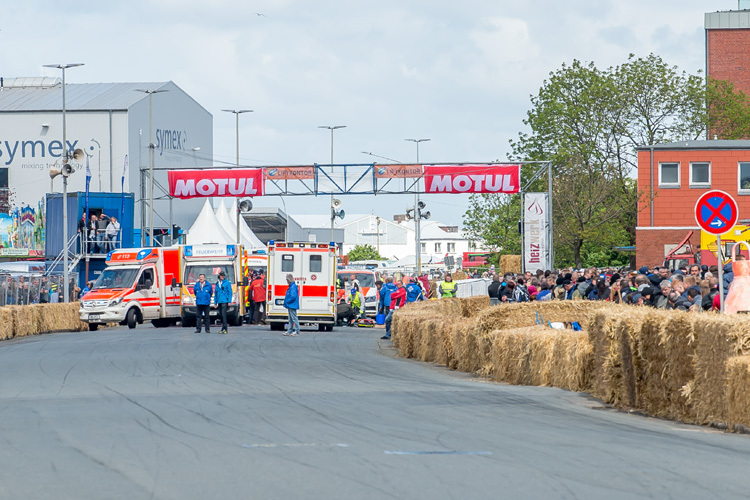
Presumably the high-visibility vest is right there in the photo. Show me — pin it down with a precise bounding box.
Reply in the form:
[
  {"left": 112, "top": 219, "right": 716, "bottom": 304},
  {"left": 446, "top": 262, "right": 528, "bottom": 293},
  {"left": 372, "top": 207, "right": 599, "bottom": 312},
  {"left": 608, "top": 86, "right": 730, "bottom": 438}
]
[{"left": 439, "top": 280, "right": 457, "bottom": 298}]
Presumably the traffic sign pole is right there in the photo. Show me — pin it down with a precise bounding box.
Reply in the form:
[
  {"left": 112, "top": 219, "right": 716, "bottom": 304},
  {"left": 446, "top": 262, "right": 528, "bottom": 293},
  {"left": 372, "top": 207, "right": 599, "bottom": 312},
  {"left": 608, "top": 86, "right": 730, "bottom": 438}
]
[{"left": 718, "top": 234, "right": 725, "bottom": 312}]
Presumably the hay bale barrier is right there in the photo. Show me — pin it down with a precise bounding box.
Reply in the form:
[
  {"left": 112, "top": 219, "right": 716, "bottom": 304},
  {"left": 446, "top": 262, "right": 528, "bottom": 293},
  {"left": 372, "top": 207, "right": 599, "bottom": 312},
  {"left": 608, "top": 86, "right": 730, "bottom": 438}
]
[
  {"left": 390, "top": 297, "right": 750, "bottom": 433},
  {"left": 0, "top": 303, "right": 87, "bottom": 342}
]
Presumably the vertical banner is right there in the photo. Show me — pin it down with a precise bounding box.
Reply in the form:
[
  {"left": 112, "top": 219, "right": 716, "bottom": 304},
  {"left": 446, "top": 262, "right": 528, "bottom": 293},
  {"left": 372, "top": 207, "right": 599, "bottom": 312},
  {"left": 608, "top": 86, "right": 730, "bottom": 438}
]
[
  {"left": 121, "top": 155, "right": 128, "bottom": 221},
  {"left": 524, "top": 193, "right": 549, "bottom": 273},
  {"left": 85, "top": 155, "right": 92, "bottom": 231}
]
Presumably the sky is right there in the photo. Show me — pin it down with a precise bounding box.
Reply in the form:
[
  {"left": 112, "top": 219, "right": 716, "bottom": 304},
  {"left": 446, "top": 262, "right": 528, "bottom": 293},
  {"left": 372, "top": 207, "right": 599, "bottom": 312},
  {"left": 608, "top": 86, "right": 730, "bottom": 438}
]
[{"left": 1, "top": 0, "right": 733, "bottom": 227}]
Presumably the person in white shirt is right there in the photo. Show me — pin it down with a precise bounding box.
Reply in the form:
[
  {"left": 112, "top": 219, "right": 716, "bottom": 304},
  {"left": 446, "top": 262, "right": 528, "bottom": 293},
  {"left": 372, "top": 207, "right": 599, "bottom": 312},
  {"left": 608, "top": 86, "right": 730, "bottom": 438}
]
[{"left": 106, "top": 216, "right": 121, "bottom": 252}]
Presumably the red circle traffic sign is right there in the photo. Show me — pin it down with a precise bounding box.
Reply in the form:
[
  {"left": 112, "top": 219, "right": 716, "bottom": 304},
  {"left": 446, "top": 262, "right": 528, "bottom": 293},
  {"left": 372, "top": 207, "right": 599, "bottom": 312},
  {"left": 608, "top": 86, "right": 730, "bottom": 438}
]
[{"left": 694, "top": 190, "right": 739, "bottom": 235}]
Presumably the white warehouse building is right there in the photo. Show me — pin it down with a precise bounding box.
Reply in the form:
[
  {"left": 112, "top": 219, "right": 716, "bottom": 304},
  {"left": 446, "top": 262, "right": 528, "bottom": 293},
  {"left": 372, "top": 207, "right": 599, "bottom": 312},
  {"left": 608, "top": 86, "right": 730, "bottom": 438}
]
[{"left": 0, "top": 77, "right": 213, "bottom": 237}]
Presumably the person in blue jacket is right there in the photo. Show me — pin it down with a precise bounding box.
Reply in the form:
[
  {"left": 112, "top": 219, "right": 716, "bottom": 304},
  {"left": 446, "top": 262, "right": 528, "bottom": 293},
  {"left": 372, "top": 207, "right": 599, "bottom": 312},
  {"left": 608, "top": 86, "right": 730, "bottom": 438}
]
[
  {"left": 214, "top": 271, "right": 233, "bottom": 334},
  {"left": 193, "top": 273, "right": 213, "bottom": 333},
  {"left": 283, "top": 273, "right": 300, "bottom": 336},
  {"left": 405, "top": 276, "right": 424, "bottom": 303},
  {"left": 378, "top": 276, "right": 397, "bottom": 313}
]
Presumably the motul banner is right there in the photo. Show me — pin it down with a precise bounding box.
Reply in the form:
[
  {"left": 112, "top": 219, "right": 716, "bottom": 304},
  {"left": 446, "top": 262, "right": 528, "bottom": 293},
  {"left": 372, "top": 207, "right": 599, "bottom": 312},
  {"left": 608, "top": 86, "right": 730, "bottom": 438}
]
[
  {"left": 423, "top": 164, "right": 520, "bottom": 194},
  {"left": 168, "top": 169, "right": 265, "bottom": 199}
]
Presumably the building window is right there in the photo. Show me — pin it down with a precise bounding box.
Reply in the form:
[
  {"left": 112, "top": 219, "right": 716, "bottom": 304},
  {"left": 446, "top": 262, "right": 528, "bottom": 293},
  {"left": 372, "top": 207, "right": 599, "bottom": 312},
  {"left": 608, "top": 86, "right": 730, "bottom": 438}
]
[
  {"left": 420, "top": 242, "right": 426, "bottom": 252},
  {"left": 739, "top": 162, "right": 750, "bottom": 194},
  {"left": 434, "top": 243, "right": 441, "bottom": 253},
  {"left": 659, "top": 162, "right": 680, "bottom": 188},
  {"left": 447, "top": 242, "right": 455, "bottom": 253},
  {"left": 468, "top": 240, "right": 477, "bottom": 250},
  {"left": 689, "top": 162, "right": 710, "bottom": 187}
]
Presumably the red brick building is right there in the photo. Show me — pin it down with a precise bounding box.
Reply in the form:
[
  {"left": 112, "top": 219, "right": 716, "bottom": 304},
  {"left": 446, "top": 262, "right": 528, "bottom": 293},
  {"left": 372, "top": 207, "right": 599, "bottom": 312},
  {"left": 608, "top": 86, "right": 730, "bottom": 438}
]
[
  {"left": 636, "top": 140, "right": 750, "bottom": 266},
  {"left": 706, "top": 9, "right": 750, "bottom": 96}
]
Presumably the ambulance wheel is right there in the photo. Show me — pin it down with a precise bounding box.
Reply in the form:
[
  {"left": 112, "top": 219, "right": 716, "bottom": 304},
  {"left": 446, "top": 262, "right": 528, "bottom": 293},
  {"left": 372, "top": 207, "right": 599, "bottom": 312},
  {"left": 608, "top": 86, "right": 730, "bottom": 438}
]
[
  {"left": 152, "top": 318, "right": 169, "bottom": 328},
  {"left": 232, "top": 314, "right": 242, "bottom": 327},
  {"left": 270, "top": 322, "right": 284, "bottom": 331},
  {"left": 88, "top": 323, "right": 99, "bottom": 331},
  {"left": 126, "top": 309, "right": 138, "bottom": 329},
  {"left": 325, "top": 325, "right": 334, "bottom": 332},
  {"left": 181, "top": 314, "right": 195, "bottom": 328}
]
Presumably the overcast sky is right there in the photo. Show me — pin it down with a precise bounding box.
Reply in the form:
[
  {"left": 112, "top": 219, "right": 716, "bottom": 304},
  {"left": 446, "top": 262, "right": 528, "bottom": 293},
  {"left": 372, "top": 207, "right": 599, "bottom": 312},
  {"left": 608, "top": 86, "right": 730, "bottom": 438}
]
[{"left": 2, "top": 0, "right": 732, "bottom": 227}]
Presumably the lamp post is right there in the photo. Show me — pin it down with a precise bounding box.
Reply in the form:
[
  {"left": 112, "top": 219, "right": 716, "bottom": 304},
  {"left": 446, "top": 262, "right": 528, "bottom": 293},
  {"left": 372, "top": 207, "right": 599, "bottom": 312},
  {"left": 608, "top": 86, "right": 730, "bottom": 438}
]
[
  {"left": 90, "top": 138, "right": 101, "bottom": 191},
  {"left": 319, "top": 125, "right": 346, "bottom": 242},
  {"left": 405, "top": 138, "right": 430, "bottom": 274},
  {"left": 43, "top": 63, "right": 84, "bottom": 303},
  {"left": 222, "top": 109, "right": 253, "bottom": 246},
  {"left": 135, "top": 88, "right": 169, "bottom": 247}
]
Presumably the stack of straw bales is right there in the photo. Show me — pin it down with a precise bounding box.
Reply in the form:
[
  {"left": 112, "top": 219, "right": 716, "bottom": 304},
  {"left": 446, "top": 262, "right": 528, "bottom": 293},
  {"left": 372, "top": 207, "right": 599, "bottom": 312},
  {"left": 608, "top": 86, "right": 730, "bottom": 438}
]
[
  {"left": 391, "top": 296, "right": 750, "bottom": 432},
  {"left": 0, "top": 303, "right": 88, "bottom": 342},
  {"left": 499, "top": 255, "right": 521, "bottom": 274}
]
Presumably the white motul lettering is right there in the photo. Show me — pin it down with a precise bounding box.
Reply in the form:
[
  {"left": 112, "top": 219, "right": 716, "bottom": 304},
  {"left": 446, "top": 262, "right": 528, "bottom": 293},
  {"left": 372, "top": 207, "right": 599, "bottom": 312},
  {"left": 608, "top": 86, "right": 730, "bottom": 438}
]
[
  {"left": 228, "top": 178, "right": 246, "bottom": 195},
  {"left": 244, "top": 178, "right": 257, "bottom": 195},
  {"left": 453, "top": 175, "right": 472, "bottom": 192},
  {"left": 486, "top": 175, "right": 503, "bottom": 192},
  {"left": 502, "top": 174, "right": 516, "bottom": 192},
  {"left": 174, "top": 179, "right": 196, "bottom": 197},
  {"left": 215, "top": 178, "right": 229, "bottom": 195},
  {"left": 430, "top": 175, "right": 452, "bottom": 192},
  {"left": 196, "top": 179, "right": 215, "bottom": 195},
  {"left": 469, "top": 175, "right": 485, "bottom": 191}
]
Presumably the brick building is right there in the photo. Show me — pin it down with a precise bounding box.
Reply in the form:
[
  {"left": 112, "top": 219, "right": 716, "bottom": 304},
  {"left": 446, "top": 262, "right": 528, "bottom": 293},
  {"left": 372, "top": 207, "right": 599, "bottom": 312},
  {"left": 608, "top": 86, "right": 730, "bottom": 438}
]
[
  {"left": 636, "top": 140, "right": 750, "bottom": 267},
  {"left": 706, "top": 8, "right": 750, "bottom": 96}
]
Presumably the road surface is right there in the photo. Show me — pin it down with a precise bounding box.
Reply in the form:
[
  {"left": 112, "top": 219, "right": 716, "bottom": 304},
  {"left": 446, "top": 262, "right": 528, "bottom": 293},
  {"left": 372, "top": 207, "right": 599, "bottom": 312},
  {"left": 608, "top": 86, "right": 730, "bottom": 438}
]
[{"left": 1, "top": 323, "right": 749, "bottom": 499}]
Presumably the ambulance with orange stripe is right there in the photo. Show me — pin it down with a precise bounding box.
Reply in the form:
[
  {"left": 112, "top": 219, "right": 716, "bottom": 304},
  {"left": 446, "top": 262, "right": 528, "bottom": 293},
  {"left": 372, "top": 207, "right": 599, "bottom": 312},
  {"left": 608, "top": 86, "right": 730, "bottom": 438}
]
[
  {"left": 79, "top": 247, "right": 181, "bottom": 330},
  {"left": 266, "top": 241, "right": 337, "bottom": 331}
]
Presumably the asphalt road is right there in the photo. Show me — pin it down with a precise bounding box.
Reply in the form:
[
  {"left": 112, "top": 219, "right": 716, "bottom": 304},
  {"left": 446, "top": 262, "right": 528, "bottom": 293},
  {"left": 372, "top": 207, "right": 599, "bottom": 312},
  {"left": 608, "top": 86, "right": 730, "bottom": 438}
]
[{"left": 1, "top": 322, "right": 750, "bottom": 500}]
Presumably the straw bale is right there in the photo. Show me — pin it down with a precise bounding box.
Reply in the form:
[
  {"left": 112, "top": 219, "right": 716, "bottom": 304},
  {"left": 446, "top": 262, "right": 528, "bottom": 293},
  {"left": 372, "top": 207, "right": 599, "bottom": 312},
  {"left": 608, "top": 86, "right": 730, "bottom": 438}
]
[
  {"left": 691, "top": 314, "right": 750, "bottom": 424},
  {"left": 0, "top": 308, "right": 13, "bottom": 340},
  {"left": 10, "top": 306, "right": 40, "bottom": 338},
  {"left": 452, "top": 271, "right": 469, "bottom": 281},
  {"left": 474, "top": 301, "right": 609, "bottom": 336},
  {"left": 499, "top": 255, "right": 521, "bottom": 275},
  {"left": 726, "top": 355, "right": 750, "bottom": 430},
  {"left": 549, "top": 331, "right": 594, "bottom": 392},
  {"left": 459, "top": 296, "right": 490, "bottom": 318}
]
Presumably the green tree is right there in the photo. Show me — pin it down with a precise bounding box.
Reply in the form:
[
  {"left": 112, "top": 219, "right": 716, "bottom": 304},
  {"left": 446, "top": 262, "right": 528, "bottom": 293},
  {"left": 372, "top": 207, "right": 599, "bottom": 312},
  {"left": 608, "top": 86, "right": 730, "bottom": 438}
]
[
  {"left": 463, "top": 193, "right": 521, "bottom": 255},
  {"left": 508, "top": 55, "right": 709, "bottom": 268},
  {"left": 706, "top": 77, "right": 750, "bottom": 139},
  {"left": 347, "top": 244, "right": 385, "bottom": 262}
]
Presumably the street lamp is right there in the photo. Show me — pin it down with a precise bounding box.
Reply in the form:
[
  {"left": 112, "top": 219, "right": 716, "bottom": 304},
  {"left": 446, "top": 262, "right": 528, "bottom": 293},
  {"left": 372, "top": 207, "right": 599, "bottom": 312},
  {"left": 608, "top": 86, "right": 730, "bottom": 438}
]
[
  {"left": 90, "top": 138, "right": 101, "bottom": 191},
  {"left": 319, "top": 125, "right": 346, "bottom": 242},
  {"left": 135, "top": 88, "right": 169, "bottom": 247},
  {"left": 222, "top": 109, "right": 254, "bottom": 246},
  {"left": 405, "top": 138, "right": 430, "bottom": 274},
  {"left": 43, "top": 63, "right": 84, "bottom": 303}
]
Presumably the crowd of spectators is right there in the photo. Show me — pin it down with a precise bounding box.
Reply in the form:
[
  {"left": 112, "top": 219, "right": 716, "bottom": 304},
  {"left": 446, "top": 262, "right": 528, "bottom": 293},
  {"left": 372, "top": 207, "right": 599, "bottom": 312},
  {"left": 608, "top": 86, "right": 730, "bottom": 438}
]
[{"left": 483, "top": 262, "right": 734, "bottom": 312}]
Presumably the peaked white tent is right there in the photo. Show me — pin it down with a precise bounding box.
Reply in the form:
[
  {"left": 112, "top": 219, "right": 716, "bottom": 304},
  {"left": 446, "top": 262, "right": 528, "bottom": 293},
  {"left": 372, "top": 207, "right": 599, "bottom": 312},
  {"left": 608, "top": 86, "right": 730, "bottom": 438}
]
[
  {"left": 185, "top": 200, "right": 235, "bottom": 245},
  {"left": 215, "top": 199, "right": 265, "bottom": 250}
]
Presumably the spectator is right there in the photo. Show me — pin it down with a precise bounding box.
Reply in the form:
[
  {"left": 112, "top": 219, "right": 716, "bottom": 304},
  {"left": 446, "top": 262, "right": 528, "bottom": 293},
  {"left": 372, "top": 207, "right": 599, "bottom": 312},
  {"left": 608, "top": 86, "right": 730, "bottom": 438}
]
[
  {"left": 88, "top": 214, "right": 99, "bottom": 253},
  {"left": 379, "top": 277, "right": 397, "bottom": 313},
  {"left": 703, "top": 277, "right": 720, "bottom": 311},
  {"left": 667, "top": 291, "right": 690, "bottom": 311},
  {"left": 214, "top": 271, "right": 232, "bottom": 334},
  {"left": 687, "top": 287, "right": 702, "bottom": 311},
  {"left": 405, "top": 275, "right": 425, "bottom": 303},
  {"left": 723, "top": 262, "right": 734, "bottom": 298},
  {"left": 438, "top": 274, "right": 457, "bottom": 298},
  {"left": 106, "top": 216, "right": 121, "bottom": 252},
  {"left": 382, "top": 280, "right": 406, "bottom": 340},
  {"left": 488, "top": 274, "right": 501, "bottom": 305},
  {"left": 193, "top": 273, "right": 213, "bottom": 333},
  {"left": 250, "top": 271, "right": 267, "bottom": 325}
]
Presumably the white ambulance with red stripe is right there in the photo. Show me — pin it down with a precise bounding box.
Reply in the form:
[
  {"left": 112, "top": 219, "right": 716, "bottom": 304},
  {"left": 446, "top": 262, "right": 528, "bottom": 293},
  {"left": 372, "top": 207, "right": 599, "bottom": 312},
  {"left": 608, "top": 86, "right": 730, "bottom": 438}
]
[
  {"left": 79, "top": 247, "right": 181, "bottom": 330},
  {"left": 266, "top": 241, "right": 337, "bottom": 331}
]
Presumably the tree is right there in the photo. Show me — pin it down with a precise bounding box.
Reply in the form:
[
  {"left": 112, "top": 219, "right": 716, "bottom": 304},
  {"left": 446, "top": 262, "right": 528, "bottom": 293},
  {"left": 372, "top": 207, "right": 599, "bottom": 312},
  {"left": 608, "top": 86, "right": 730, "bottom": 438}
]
[
  {"left": 463, "top": 193, "right": 521, "bottom": 255},
  {"left": 706, "top": 77, "right": 750, "bottom": 139},
  {"left": 347, "top": 244, "right": 384, "bottom": 262},
  {"left": 508, "top": 55, "right": 709, "bottom": 268}
]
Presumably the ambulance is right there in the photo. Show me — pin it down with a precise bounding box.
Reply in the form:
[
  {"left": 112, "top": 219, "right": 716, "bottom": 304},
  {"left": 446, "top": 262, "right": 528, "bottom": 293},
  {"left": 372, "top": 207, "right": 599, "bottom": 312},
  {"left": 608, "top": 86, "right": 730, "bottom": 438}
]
[
  {"left": 336, "top": 268, "right": 379, "bottom": 317},
  {"left": 178, "top": 244, "right": 249, "bottom": 327},
  {"left": 79, "top": 247, "right": 181, "bottom": 330},
  {"left": 266, "top": 241, "right": 337, "bottom": 331}
]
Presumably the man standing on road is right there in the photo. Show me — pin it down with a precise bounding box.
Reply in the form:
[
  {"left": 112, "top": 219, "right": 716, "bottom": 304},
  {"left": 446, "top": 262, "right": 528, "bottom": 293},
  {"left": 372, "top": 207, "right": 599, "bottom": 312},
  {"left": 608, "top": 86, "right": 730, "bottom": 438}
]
[
  {"left": 283, "top": 274, "right": 300, "bottom": 336},
  {"left": 214, "top": 271, "right": 232, "bottom": 334},
  {"left": 381, "top": 279, "right": 406, "bottom": 341},
  {"left": 251, "top": 271, "right": 267, "bottom": 325},
  {"left": 194, "top": 273, "right": 213, "bottom": 333}
]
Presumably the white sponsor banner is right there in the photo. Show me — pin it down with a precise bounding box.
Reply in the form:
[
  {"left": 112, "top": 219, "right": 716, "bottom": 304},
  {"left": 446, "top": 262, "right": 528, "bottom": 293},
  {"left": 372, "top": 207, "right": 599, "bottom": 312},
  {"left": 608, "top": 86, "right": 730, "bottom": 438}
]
[{"left": 524, "top": 193, "right": 549, "bottom": 273}]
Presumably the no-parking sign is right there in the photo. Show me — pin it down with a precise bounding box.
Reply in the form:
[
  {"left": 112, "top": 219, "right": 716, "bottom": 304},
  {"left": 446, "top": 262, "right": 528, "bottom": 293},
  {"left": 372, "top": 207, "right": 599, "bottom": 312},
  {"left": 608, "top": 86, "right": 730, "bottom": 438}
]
[{"left": 694, "top": 190, "right": 739, "bottom": 235}]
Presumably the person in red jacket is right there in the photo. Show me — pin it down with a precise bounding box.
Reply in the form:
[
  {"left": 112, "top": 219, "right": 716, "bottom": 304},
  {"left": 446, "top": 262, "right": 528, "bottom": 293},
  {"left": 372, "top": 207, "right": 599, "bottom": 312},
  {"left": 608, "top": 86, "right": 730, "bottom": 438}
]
[
  {"left": 250, "top": 271, "right": 267, "bottom": 325},
  {"left": 381, "top": 280, "right": 406, "bottom": 340}
]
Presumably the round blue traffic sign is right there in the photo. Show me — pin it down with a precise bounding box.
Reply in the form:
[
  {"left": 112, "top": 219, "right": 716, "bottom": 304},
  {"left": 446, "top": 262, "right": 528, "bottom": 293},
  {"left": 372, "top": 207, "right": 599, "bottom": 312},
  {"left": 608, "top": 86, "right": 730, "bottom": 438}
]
[{"left": 694, "top": 190, "right": 739, "bottom": 235}]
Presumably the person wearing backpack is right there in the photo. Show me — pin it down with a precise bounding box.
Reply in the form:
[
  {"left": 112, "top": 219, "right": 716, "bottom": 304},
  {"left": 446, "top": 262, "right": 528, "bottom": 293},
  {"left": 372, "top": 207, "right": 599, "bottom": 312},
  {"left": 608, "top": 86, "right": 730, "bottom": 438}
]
[{"left": 513, "top": 278, "right": 530, "bottom": 303}]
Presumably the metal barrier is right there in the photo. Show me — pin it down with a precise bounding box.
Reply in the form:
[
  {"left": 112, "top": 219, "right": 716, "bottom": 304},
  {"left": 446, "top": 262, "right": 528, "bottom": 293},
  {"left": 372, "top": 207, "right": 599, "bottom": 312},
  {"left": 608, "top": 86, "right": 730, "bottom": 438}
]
[
  {"left": 0, "top": 273, "right": 81, "bottom": 305},
  {"left": 78, "top": 230, "right": 123, "bottom": 255}
]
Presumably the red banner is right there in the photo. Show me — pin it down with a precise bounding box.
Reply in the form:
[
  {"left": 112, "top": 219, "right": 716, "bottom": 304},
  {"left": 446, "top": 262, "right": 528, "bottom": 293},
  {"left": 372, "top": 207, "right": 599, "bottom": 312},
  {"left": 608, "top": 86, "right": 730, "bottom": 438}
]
[
  {"left": 423, "top": 164, "right": 520, "bottom": 194},
  {"left": 168, "top": 169, "right": 265, "bottom": 199}
]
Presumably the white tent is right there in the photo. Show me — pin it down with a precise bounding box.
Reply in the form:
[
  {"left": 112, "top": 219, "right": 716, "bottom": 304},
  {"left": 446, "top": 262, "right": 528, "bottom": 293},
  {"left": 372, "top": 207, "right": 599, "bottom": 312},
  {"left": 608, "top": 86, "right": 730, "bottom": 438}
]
[
  {"left": 185, "top": 200, "right": 235, "bottom": 245},
  {"left": 215, "top": 199, "right": 265, "bottom": 250}
]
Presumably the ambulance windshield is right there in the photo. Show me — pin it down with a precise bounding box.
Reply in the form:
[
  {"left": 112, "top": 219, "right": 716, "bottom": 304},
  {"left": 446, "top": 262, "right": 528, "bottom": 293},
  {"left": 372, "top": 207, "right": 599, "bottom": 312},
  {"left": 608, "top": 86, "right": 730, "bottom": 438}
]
[
  {"left": 184, "top": 265, "right": 234, "bottom": 285},
  {"left": 93, "top": 268, "right": 139, "bottom": 289}
]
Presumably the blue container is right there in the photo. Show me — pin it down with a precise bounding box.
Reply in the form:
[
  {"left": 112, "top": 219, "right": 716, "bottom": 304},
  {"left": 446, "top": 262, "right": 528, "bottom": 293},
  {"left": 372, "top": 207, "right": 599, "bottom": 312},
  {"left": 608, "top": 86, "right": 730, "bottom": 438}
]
[{"left": 375, "top": 313, "right": 386, "bottom": 325}]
